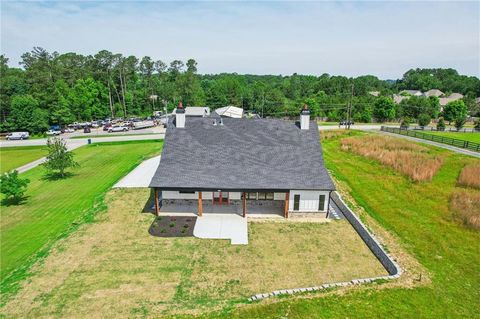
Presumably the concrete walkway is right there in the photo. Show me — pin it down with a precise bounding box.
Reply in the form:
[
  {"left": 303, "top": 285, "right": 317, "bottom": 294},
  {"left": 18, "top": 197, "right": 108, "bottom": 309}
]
[
  {"left": 193, "top": 214, "right": 248, "bottom": 245},
  {"left": 377, "top": 131, "right": 480, "bottom": 158},
  {"left": 113, "top": 156, "right": 161, "bottom": 188}
]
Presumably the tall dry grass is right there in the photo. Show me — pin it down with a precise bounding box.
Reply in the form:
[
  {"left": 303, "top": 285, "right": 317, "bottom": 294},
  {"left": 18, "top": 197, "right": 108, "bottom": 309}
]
[
  {"left": 450, "top": 190, "right": 480, "bottom": 229},
  {"left": 458, "top": 164, "right": 480, "bottom": 189},
  {"left": 320, "top": 130, "right": 355, "bottom": 140},
  {"left": 341, "top": 135, "right": 443, "bottom": 182}
]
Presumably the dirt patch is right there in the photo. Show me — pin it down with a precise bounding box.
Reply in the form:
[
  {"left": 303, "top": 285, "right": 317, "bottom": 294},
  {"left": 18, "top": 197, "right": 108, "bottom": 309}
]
[{"left": 149, "top": 216, "right": 197, "bottom": 237}]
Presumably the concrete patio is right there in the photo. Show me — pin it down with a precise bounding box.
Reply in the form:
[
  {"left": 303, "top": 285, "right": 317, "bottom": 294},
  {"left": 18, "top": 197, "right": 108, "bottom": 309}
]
[
  {"left": 193, "top": 214, "right": 248, "bottom": 245},
  {"left": 159, "top": 199, "right": 284, "bottom": 218}
]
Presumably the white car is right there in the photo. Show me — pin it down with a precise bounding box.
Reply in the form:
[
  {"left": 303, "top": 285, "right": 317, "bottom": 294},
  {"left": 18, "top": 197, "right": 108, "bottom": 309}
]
[
  {"left": 46, "top": 129, "right": 61, "bottom": 136},
  {"left": 108, "top": 125, "right": 129, "bottom": 133},
  {"left": 64, "top": 128, "right": 75, "bottom": 133},
  {"left": 6, "top": 132, "right": 30, "bottom": 140}
]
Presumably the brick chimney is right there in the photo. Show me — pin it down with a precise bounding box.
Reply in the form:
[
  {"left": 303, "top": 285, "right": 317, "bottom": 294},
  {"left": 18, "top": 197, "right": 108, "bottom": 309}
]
[
  {"left": 176, "top": 102, "right": 185, "bottom": 128},
  {"left": 300, "top": 104, "right": 310, "bottom": 130}
]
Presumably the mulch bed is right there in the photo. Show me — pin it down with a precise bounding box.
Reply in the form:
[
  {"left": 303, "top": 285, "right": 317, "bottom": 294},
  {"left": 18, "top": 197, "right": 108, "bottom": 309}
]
[{"left": 149, "top": 216, "right": 197, "bottom": 237}]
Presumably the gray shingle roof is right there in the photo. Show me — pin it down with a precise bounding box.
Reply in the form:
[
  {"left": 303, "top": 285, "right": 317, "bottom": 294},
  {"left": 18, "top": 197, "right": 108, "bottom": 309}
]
[{"left": 149, "top": 117, "right": 335, "bottom": 191}]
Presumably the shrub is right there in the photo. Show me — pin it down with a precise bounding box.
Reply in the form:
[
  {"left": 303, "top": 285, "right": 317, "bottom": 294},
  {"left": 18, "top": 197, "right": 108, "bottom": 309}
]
[
  {"left": 458, "top": 164, "right": 480, "bottom": 189},
  {"left": 400, "top": 117, "right": 411, "bottom": 129},
  {"left": 450, "top": 190, "right": 480, "bottom": 229},
  {"left": 418, "top": 114, "right": 431, "bottom": 127},
  {"left": 454, "top": 117, "right": 466, "bottom": 131},
  {"left": 474, "top": 119, "right": 480, "bottom": 131},
  {"left": 437, "top": 117, "right": 446, "bottom": 131},
  {"left": 341, "top": 135, "right": 443, "bottom": 182},
  {"left": 0, "top": 170, "right": 30, "bottom": 204}
]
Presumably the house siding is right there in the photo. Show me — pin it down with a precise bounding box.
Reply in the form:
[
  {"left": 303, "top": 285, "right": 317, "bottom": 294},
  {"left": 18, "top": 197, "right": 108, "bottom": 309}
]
[{"left": 289, "top": 190, "right": 329, "bottom": 212}]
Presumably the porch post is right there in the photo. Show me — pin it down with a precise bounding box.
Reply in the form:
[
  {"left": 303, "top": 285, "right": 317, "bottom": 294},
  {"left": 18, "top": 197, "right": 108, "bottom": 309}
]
[
  {"left": 242, "top": 192, "right": 246, "bottom": 217},
  {"left": 198, "top": 191, "right": 203, "bottom": 217},
  {"left": 154, "top": 188, "right": 160, "bottom": 216},
  {"left": 284, "top": 191, "right": 289, "bottom": 219}
]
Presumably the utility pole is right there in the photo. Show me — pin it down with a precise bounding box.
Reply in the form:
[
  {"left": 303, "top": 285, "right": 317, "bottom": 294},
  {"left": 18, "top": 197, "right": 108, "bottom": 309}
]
[{"left": 347, "top": 83, "right": 354, "bottom": 130}]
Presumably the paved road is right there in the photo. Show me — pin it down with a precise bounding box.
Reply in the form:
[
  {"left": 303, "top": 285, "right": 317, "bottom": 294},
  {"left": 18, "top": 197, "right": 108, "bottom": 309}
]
[
  {"left": 318, "top": 124, "right": 382, "bottom": 131},
  {"left": 378, "top": 131, "right": 480, "bottom": 158},
  {"left": 3, "top": 133, "right": 165, "bottom": 173}
]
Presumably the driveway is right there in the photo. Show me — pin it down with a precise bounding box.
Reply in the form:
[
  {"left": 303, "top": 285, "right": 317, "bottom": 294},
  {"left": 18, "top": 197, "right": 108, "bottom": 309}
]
[
  {"left": 113, "top": 156, "right": 161, "bottom": 188},
  {"left": 193, "top": 214, "right": 248, "bottom": 245}
]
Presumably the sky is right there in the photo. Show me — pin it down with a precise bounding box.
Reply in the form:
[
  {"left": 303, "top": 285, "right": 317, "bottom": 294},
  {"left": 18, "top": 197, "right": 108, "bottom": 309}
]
[{"left": 1, "top": 1, "right": 479, "bottom": 79}]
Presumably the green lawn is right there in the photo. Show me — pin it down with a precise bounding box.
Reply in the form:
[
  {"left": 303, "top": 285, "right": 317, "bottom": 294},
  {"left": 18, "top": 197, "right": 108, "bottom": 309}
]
[
  {"left": 423, "top": 131, "right": 480, "bottom": 144},
  {"left": 0, "top": 146, "right": 48, "bottom": 173},
  {"left": 0, "top": 140, "right": 163, "bottom": 298},
  {"left": 217, "top": 131, "right": 480, "bottom": 318}
]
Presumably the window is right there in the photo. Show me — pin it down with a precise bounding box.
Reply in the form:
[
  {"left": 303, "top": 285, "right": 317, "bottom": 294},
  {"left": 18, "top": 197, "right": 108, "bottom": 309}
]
[
  {"left": 318, "top": 195, "right": 326, "bottom": 211},
  {"left": 247, "top": 192, "right": 257, "bottom": 200},
  {"left": 179, "top": 191, "right": 195, "bottom": 194},
  {"left": 257, "top": 192, "right": 266, "bottom": 200},
  {"left": 293, "top": 194, "right": 300, "bottom": 211},
  {"left": 265, "top": 192, "right": 274, "bottom": 200}
]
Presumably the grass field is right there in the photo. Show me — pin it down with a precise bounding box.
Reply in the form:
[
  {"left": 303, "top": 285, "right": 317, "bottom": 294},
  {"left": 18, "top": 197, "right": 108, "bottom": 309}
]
[
  {"left": 218, "top": 131, "right": 480, "bottom": 318},
  {"left": 0, "top": 146, "right": 48, "bottom": 173},
  {"left": 1, "top": 188, "right": 386, "bottom": 317},
  {"left": 0, "top": 140, "right": 163, "bottom": 299},
  {"left": 422, "top": 131, "right": 480, "bottom": 144}
]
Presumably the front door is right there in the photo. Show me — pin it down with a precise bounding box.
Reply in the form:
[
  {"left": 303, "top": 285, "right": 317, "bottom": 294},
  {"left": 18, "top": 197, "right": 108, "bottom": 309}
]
[{"left": 213, "top": 192, "right": 229, "bottom": 205}]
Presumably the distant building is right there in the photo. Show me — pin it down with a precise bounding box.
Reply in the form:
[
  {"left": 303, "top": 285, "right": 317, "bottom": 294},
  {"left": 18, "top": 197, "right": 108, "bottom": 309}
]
[
  {"left": 439, "top": 93, "right": 464, "bottom": 107},
  {"left": 424, "top": 89, "right": 444, "bottom": 97},
  {"left": 368, "top": 91, "right": 380, "bottom": 97},
  {"left": 214, "top": 105, "right": 244, "bottom": 118},
  {"left": 173, "top": 106, "right": 210, "bottom": 117}
]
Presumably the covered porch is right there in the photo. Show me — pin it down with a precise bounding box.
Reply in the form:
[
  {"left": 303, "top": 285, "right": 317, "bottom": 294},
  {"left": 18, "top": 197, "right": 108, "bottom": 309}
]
[{"left": 153, "top": 189, "right": 289, "bottom": 218}]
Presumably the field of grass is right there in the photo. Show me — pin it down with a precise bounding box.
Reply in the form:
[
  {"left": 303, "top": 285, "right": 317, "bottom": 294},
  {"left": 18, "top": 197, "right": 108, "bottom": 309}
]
[
  {"left": 219, "top": 131, "right": 480, "bottom": 318},
  {"left": 1, "top": 188, "right": 386, "bottom": 317},
  {"left": 423, "top": 131, "right": 480, "bottom": 144},
  {"left": 0, "top": 140, "right": 163, "bottom": 299},
  {"left": 0, "top": 146, "right": 48, "bottom": 173}
]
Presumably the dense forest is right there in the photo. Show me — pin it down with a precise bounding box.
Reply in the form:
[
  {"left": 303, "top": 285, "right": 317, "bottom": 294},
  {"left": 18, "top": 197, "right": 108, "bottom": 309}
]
[{"left": 1, "top": 47, "right": 479, "bottom": 133}]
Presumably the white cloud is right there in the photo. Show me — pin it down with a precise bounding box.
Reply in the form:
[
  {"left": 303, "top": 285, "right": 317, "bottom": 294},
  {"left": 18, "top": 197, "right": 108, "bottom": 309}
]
[{"left": 1, "top": 1, "right": 479, "bottom": 78}]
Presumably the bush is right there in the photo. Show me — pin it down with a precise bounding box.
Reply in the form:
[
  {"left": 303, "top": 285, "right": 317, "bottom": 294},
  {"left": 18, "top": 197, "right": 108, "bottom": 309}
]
[
  {"left": 474, "top": 119, "right": 480, "bottom": 131},
  {"left": 454, "top": 117, "right": 467, "bottom": 131},
  {"left": 437, "top": 117, "right": 446, "bottom": 131},
  {"left": 400, "top": 117, "right": 411, "bottom": 129},
  {"left": 418, "top": 114, "right": 431, "bottom": 127},
  {"left": 0, "top": 170, "right": 30, "bottom": 204}
]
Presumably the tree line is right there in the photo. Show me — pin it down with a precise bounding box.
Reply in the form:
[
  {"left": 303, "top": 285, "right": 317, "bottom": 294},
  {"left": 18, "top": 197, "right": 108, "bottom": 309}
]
[{"left": 1, "top": 47, "right": 479, "bottom": 133}]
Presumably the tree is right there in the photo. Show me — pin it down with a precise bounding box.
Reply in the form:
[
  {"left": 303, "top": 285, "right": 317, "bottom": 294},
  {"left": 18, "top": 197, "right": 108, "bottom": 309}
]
[
  {"left": 373, "top": 97, "right": 395, "bottom": 122},
  {"left": 474, "top": 119, "right": 480, "bottom": 131},
  {"left": 454, "top": 117, "right": 467, "bottom": 131},
  {"left": 8, "top": 95, "right": 49, "bottom": 133},
  {"left": 418, "top": 114, "right": 431, "bottom": 127},
  {"left": 437, "top": 117, "right": 446, "bottom": 131},
  {"left": 443, "top": 100, "right": 467, "bottom": 123},
  {"left": 0, "top": 170, "right": 30, "bottom": 204},
  {"left": 43, "top": 137, "right": 79, "bottom": 178},
  {"left": 400, "top": 117, "right": 412, "bottom": 129}
]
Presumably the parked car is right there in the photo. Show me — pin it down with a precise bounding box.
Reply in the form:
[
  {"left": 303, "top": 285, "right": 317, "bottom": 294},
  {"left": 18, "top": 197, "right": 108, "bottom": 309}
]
[
  {"left": 64, "top": 128, "right": 75, "bottom": 133},
  {"left": 46, "top": 129, "right": 62, "bottom": 136},
  {"left": 103, "top": 123, "right": 112, "bottom": 131},
  {"left": 108, "top": 125, "right": 129, "bottom": 133},
  {"left": 6, "top": 132, "right": 30, "bottom": 140},
  {"left": 84, "top": 127, "right": 91, "bottom": 133}
]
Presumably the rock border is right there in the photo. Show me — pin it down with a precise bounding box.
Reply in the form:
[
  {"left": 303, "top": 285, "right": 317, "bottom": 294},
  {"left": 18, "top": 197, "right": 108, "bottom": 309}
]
[{"left": 248, "top": 191, "right": 402, "bottom": 302}]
